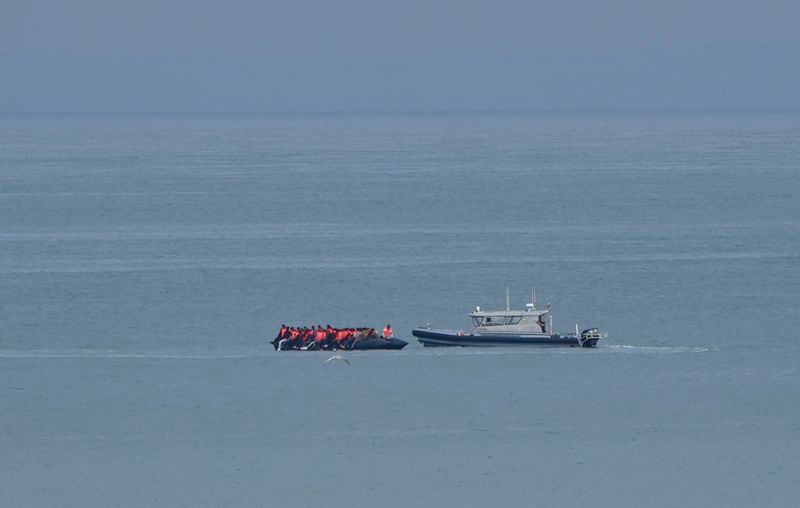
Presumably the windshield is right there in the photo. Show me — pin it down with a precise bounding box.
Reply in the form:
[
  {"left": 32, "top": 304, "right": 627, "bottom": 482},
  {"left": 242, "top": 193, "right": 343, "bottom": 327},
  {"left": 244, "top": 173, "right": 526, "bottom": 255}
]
[{"left": 481, "top": 316, "right": 507, "bottom": 326}]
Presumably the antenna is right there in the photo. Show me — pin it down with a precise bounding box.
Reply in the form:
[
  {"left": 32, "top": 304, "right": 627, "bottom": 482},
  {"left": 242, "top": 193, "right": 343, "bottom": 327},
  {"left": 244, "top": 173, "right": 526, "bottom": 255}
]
[
  {"left": 505, "top": 287, "right": 510, "bottom": 311},
  {"left": 533, "top": 287, "right": 537, "bottom": 310}
]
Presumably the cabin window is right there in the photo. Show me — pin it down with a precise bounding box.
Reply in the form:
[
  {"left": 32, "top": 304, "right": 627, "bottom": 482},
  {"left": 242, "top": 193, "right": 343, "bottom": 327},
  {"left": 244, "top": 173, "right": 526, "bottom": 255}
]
[
  {"left": 482, "top": 316, "right": 506, "bottom": 326},
  {"left": 472, "top": 316, "right": 483, "bottom": 327},
  {"left": 505, "top": 316, "right": 522, "bottom": 325}
]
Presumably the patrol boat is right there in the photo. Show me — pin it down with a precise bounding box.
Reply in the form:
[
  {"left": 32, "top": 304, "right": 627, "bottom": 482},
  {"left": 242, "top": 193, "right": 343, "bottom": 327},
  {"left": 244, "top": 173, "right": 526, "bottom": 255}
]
[{"left": 412, "top": 290, "right": 605, "bottom": 348}]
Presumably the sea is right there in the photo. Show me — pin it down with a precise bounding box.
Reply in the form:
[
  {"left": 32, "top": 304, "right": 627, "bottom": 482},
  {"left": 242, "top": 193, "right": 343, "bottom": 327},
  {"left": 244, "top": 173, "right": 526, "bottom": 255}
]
[{"left": 1, "top": 111, "right": 798, "bottom": 507}]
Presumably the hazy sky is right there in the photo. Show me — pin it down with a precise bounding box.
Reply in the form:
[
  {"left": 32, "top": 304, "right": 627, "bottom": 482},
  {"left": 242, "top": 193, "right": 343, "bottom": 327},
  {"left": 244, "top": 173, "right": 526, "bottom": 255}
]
[{"left": 2, "top": 0, "right": 799, "bottom": 111}]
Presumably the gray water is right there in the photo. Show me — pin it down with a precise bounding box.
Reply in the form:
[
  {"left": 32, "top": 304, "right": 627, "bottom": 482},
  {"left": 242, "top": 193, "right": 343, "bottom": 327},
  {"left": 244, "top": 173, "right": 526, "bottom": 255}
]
[{"left": 1, "top": 112, "right": 798, "bottom": 507}]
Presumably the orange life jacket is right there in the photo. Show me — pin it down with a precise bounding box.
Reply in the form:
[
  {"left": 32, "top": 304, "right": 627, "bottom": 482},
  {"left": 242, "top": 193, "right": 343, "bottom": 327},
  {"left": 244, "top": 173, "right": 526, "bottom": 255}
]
[{"left": 383, "top": 327, "right": 393, "bottom": 338}]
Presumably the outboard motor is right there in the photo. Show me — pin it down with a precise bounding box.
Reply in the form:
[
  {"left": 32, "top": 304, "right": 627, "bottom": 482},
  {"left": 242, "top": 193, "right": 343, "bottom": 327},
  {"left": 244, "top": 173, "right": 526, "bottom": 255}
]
[{"left": 579, "top": 328, "right": 604, "bottom": 348}]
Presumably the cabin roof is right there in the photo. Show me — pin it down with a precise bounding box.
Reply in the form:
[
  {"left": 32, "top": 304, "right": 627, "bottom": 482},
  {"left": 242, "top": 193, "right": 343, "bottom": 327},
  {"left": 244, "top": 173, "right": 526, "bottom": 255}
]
[{"left": 469, "top": 309, "right": 549, "bottom": 317}]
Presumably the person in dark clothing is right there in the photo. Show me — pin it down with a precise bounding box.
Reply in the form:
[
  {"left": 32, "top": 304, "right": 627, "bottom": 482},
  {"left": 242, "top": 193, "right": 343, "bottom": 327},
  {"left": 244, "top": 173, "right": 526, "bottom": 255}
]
[
  {"left": 274, "top": 324, "right": 290, "bottom": 350},
  {"left": 276, "top": 324, "right": 288, "bottom": 340},
  {"left": 333, "top": 329, "right": 349, "bottom": 350},
  {"left": 314, "top": 327, "right": 327, "bottom": 348},
  {"left": 342, "top": 328, "right": 358, "bottom": 350},
  {"left": 285, "top": 327, "right": 299, "bottom": 349}
]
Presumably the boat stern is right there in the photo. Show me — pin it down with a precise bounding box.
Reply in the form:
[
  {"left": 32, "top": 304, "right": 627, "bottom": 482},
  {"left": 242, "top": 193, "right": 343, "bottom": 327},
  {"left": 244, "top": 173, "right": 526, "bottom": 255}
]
[{"left": 579, "top": 328, "right": 606, "bottom": 348}]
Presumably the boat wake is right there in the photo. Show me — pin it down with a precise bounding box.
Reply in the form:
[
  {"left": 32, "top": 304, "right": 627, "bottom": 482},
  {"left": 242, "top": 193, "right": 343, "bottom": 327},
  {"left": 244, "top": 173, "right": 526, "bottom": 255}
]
[{"left": 600, "top": 344, "right": 718, "bottom": 353}]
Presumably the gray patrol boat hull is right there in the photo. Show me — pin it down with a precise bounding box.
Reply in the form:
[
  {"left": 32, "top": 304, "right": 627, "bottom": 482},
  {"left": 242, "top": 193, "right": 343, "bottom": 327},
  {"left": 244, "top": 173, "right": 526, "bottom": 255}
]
[{"left": 412, "top": 328, "right": 600, "bottom": 348}]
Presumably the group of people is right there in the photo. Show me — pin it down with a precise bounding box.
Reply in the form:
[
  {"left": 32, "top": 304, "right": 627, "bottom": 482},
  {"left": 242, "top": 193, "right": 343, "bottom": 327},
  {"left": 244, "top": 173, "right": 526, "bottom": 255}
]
[{"left": 273, "top": 324, "right": 394, "bottom": 351}]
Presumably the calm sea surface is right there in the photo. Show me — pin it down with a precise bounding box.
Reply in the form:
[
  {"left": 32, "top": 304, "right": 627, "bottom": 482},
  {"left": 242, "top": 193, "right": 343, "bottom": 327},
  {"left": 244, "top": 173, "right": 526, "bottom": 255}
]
[{"left": 1, "top": 112, "right": 799, "bottom": 507}]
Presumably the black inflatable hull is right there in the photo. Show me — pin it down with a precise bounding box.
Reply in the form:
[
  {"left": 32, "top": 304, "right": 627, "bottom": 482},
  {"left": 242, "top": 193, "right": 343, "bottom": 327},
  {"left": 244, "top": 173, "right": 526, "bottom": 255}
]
[
  {"left": 412, "top": 328, "right": 599, "bottom": 348},
  {"left": 271, "top": 337, "right": 408, "bottom": 351},
  {"left": 350, "top": 338, "right": 408, "bottom": 350}
]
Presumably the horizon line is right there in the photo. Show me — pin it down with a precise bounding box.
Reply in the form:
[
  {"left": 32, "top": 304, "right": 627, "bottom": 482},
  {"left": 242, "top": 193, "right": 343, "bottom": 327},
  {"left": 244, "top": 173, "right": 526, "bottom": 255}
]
[{"left": 2, "top": 106, "right": 799, "bottom": 116}]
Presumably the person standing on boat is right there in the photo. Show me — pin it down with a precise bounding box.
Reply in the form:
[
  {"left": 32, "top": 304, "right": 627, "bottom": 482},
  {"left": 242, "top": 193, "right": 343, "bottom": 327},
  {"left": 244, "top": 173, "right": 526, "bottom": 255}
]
[
  {"left": 537, "top": 315, "right": 546, "bottom": 333},
  {"left": 382, "top": 324, "right": 393, "bottom": 339}
]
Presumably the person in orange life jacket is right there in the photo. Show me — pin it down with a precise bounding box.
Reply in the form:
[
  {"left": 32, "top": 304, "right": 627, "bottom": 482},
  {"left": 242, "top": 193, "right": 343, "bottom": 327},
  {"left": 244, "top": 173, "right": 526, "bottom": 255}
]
[
  {"left": 342, "top": 328, "right": 356, "bottom": 349},
  {"left": 382, "top": 324, "right": 393, "bottom": 339},
  {"left": 308, "top": 327, "right": 321, "bottom": 349},
  {"left": 275, "top": 324, "right": 288, "bottom": 350},
  {"left": 286, "top": 327, "right": 299, "bottom": 349},
  {"left": 276, "top": 324, "right": 288, "bottom": 340}
]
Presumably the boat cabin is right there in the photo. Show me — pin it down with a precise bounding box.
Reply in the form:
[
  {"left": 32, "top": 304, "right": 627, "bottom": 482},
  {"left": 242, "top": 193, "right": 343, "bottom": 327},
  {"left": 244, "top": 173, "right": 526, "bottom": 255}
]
[{"left": 469, "top": 303, "right": 550, "bottom": 334}]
